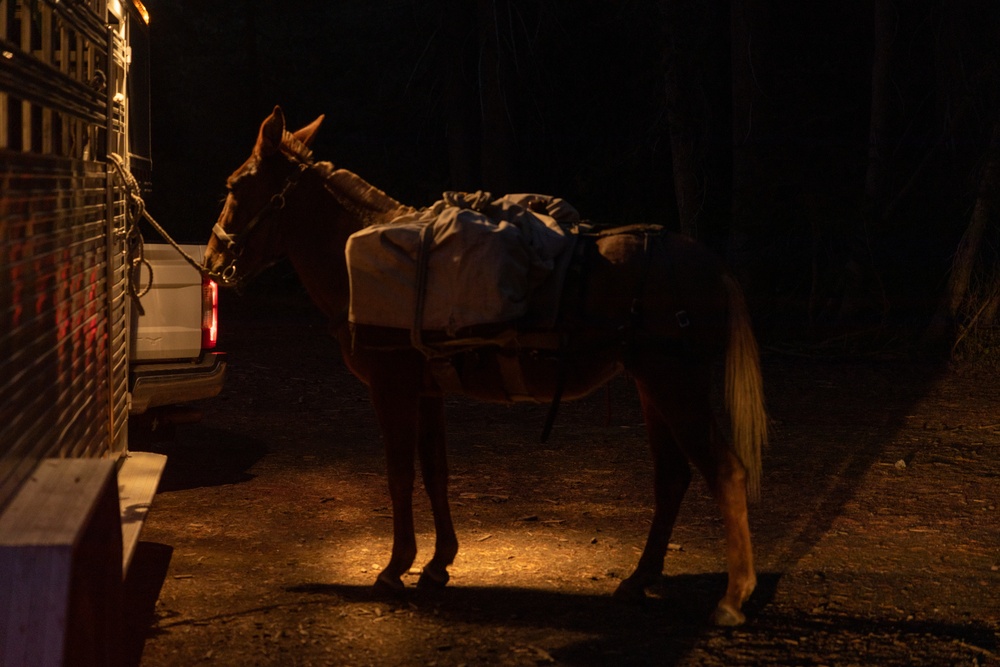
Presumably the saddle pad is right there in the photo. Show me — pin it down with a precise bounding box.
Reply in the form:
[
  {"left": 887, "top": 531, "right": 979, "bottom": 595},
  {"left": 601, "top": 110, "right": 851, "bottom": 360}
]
[{"left": 346, "top": 192, "right": 577, "bottom": 336}]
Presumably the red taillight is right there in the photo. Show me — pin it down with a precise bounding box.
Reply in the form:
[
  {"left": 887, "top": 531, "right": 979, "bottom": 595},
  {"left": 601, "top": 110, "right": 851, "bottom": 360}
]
[{"left": 201, "top": 277, "right": 218, "bottom": 349}]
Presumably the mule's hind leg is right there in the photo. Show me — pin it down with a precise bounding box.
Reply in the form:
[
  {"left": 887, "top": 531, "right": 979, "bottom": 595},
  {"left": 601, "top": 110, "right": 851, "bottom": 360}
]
[
  {"left": 614, "top": 387, "right": 693, "bottom": 601},
  {"left": 688, "top": 424, "right": 757, "bottom": 626},
  {"left": 628, "top": 362, "right": 756, "bottom": 626},
  {"left": 416, "top": 395, "right": 458, "bottom": 589}
]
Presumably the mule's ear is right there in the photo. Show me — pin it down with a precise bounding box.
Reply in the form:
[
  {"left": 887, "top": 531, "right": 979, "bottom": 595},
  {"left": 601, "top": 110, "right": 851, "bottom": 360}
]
[
  {"left": 293, "top": 115, "right": 324, "bottom": 148},
  {"left": 256, "top": 106, "right": 286, "bottom": 157}
]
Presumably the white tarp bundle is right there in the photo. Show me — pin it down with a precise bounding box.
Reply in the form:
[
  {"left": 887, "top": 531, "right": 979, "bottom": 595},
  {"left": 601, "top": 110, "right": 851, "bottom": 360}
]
[{"left": 346, "top": 191, "right": 579, "bottom": 336}]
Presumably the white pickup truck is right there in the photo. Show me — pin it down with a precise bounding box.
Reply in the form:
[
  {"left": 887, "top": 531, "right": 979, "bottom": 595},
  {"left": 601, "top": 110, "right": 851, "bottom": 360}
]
[{"left": 129, "top": 243, "right": 227, "bottom": 431}]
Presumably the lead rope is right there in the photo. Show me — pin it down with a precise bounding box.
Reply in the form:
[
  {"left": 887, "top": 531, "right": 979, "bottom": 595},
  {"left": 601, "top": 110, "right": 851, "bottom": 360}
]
[{"left": 107, "top": 154, "right": 224, "bottom": 305}]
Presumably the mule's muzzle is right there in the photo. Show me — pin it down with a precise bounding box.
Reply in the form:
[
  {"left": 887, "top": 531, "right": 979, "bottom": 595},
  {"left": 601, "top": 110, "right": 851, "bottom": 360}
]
[{"left": 203, "top": 241, "right": 242, "bottom": 290}]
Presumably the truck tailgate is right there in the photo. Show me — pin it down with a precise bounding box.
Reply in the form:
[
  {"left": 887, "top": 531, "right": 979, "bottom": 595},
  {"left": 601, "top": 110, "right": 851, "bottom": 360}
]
[{"left": 132, "top": 244, "right": 207, "bottom": 361}]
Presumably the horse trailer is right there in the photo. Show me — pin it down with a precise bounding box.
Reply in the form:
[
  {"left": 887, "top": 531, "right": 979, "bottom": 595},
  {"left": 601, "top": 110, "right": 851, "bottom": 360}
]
[{"left": 0, "top": 1, "right": 175, "bottom": 663}]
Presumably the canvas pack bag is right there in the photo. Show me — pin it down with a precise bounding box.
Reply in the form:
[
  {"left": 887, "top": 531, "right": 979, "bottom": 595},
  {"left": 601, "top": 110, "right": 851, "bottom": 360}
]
[{"left": 345, "top": 191, "right": 578, "bottom": 340}]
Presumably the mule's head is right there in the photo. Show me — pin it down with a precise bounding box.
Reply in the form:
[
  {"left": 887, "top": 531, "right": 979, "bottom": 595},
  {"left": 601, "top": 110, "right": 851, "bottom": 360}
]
[{"left": 204, "top": 106, "right": 324, "bottom": 288}]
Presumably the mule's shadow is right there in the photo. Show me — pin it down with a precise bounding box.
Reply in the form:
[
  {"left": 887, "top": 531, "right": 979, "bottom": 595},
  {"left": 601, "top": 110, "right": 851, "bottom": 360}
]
[
  {"left": 753, "top": 355, "right": 948, "bottom": 571},
  {"left": 284, "top": 570, "right": 996, "bottom": 666},
  {"left": 286, "top": 573, "right": 781, "bottom": 665}
]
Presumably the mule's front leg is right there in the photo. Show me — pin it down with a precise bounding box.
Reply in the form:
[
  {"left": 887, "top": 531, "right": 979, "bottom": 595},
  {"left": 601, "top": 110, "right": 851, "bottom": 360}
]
[
  {"left": 368, "top": 376, "right": 421, "bottom": 594},
  {"left": 416, "top": 395, "right": 458, "bottom": 589}
]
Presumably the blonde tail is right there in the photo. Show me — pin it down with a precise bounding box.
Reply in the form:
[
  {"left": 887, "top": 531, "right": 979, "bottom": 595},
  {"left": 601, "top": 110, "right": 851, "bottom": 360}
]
[{"left": 722, "top": 274, "right": 767, "bottom": 501}]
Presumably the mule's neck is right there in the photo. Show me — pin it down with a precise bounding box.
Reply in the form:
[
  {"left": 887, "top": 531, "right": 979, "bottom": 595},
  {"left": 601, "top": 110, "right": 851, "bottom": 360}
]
[{"left": 281, "top": 161, "right": 413, "bottom": 326}]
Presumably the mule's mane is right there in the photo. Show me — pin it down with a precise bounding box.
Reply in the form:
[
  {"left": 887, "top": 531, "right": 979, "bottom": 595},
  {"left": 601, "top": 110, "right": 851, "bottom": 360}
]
[
  {"left": 276, "top": 131, "right": 412, "bottom": 226},
  {"left": 278, "top": 129, "right": 412, "bottom": 223},
  {"left": 311, "top": 160, "right": 414, "bottom": 225},
  {"left": 281, "top": 130, "right": 313, "bottom": 163}
]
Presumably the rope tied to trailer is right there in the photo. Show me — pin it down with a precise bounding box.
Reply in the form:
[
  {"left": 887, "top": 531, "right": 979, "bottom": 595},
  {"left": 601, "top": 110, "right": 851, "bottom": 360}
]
[
  {"left": 107, "top": 154, "right": 153, "bottom": 315},
  {"left": 107, "top": 154, "right": 225, "bottom": 313}
]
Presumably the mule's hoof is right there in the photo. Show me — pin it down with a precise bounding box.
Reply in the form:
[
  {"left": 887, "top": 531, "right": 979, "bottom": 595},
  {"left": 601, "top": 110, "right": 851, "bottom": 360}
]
[
  {"left": 612, "top": 578, "right": 647, "bottom": 603},
  {"left": 416, "top": 567, "right": 450, "bottom": 590},
  {"left": 710, "top": 602, "right": 746, "bottom": 627},
  {"left": 373, "top": 571, "right": 406, "bottom": 597}
]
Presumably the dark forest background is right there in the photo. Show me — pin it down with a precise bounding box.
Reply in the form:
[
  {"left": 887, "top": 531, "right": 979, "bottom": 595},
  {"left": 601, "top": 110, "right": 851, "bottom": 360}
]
[{"left": 142, "top": 0, "right": 1000, "bottom": 356}]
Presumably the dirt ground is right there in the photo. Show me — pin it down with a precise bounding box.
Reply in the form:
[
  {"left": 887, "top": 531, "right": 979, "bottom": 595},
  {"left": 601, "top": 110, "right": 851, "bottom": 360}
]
[{"left": 125, "top": 284, "right": 999, "bottom": 666}]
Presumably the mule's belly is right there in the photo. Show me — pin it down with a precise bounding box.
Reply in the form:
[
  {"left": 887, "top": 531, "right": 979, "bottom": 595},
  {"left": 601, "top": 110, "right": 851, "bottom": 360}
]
[{"left": 429, "top": 340, "right": 625, "bottom": 404}]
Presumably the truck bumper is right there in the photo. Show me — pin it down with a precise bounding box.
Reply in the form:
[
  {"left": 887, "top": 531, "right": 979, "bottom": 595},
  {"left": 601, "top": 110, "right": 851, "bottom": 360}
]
[{"left": 129, "top": 352, "right": 227, "bottom": 415}]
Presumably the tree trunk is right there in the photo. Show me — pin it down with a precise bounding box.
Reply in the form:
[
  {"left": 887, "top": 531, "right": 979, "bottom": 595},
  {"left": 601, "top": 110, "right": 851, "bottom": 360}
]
[
  {"left": 656, "top": 0, "right": 730, "bottom": 246},
  {"left": 728, "top": 0, "right": 766, "bottom": 286},
  {"left": 864, "top": 0, "right": 894, "bottom": 214},
  {"left": 925, "top": 117, "right": 1000, "bottom": 348},
  {"left": 809, "top": 0, "right": 894, "bottom": 334},
  {"left": 476, "top": 0, "right": 517, "bottom": 195},
  {"left": 439, "top": 1, "right": 480, "bottom": 191},
  {"left": 437, "top": 0, "right": 519, "bottom": 194},
  {"left": 729, "top": 0, "right": 754, "bottom": 226},
  {"left": 659, "top": 0, "right": 700, "bottom": 237}
]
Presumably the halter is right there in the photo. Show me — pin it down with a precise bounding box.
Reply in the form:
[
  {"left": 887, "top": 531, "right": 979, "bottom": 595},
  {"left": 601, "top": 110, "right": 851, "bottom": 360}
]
[{"left": 211, "top": 160, "right": 310, "bottom": 287}]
